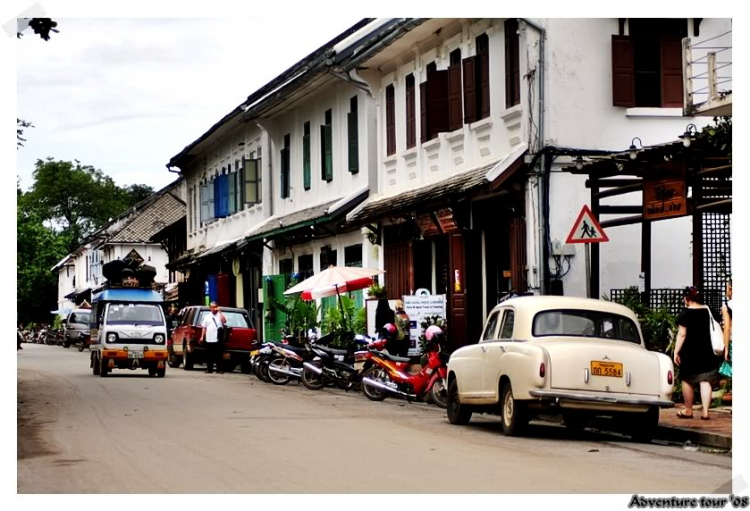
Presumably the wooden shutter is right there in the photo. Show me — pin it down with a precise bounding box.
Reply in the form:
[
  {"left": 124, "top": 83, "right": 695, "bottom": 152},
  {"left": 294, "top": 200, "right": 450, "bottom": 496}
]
[
  {"left": 612, "top": 35, "right": 635, "bottom": 107},
  {"left": 280, "top": 148, "right": 289, "bottom": 198},
  {"left": 348, "top": 110, "right": 359, "bottom": 173},
  {"left": 320, "top": 125, "right": 326, "bottom": 180},
  {"left": 207, "top": 179, "right": 215, "bottom": 220},
  {"left": 448, "top": 64, "right": 463, "bottom": 131},
  {"left": 244, "top": 158, "right": 259, "bottom": 205},
  {"left": 239, "top": 156, "right": 246, "bottom": 206},
  {"left": 200, "top": 184, "right": 208, "bottom": 223},
  {"left": 462, "top": 56, "right": 477, "bottom": 123},
  {"left": 303, "top": 128, "right": 311, "bottom": 189},
  {"left": 228, "top": 172, "right": 236, "bottom": 214},
  {"left": 324, "top": 124, "right": 333, "bottom": 182},
  {"left": 218, "top": 174, "right": 229, "bottom": 217},
  {"left": 420, "top": 81, "right": 429, "bottom": 143},
  {"left": 661, "top": 37, "right": 684, "bottom": 107},
  {"left": 386, "top": 85, "right": 396, "bottom": 156},
  {"left": 479, "top": 52, "right": 490, "bottom": 119},
  {"left": 428, "top": 70, "right": 449, "bottom": 138},
  {"left": 406, "top": 76, "right": 416, "bottom": 149},
  {"left": 505, "top": 19, "right": 520, "bottom": 108}
]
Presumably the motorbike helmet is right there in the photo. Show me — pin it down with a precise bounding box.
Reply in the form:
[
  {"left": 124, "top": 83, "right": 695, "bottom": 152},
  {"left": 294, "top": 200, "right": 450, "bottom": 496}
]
[
  {"left": 424, "top": 325, "right": 443, "bottom": 342},
  {"left": 382, "top": 323, "right": 397, "bottom": 337}
]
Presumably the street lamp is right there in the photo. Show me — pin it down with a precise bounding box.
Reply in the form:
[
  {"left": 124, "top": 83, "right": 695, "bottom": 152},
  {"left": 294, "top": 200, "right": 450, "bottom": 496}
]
[
  {"left": 574, "top": 156, "right": 584, "bottom": 171},
  {"left": 679, "top": 124, "right": 699, "bottom": 148},
  {"left": 629, "top": 137, "right": 643, "bottom": 160}
]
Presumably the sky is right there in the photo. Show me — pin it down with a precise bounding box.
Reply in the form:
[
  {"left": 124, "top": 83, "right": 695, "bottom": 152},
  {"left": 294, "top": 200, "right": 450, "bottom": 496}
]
[{"left": 15, "top": 16, "right": 364, "bottom": 192}]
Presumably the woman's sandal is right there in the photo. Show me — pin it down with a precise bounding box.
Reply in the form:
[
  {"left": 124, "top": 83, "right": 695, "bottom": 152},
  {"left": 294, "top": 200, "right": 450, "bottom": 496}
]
[
  {"left": 676, "top": 410, "right": 694, "bottom": 419},
  {"left": 700, "top": 415, "right": 711, "bottom": 421}
]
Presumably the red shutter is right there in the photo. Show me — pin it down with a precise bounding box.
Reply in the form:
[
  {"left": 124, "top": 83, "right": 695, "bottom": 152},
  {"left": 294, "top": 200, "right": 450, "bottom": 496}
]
[
  {"left": 428, "top": 69, "right": 449, "bottom": 138},
  {"left": 448, "top": 64, "right": 463, "bottom": 131},
  {"left": 479, "top": 52, "right": 490, "bottom": 119},
  {"left": 406, "top": 80, "right": 416, "bottom": 149},
  {"left": 612, "top": 35, "right": 635, "bottom": 107},
  {"left": 420, "top": 81, "right": 429, "bottom": 143},
  {"left": 462, "top": 56, "right": 477, "bottom": 123},
  {"left": 661, "top": 37, "right": 684, "bottom": 108},
  {"left": 386, "top": 85, "right": 396, "bottom": 156}
]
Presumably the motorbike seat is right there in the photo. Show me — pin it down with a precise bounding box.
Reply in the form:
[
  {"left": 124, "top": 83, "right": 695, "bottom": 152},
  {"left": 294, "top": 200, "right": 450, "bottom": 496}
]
[
  {"left": 316, "top": 345, "right": 348, "bottom": 356},
  {"left": 373, "top": 351, "right": 412, "bottom": 363},
  {"left": 278, "top": 344, "right": 307, "bottom": 355}
]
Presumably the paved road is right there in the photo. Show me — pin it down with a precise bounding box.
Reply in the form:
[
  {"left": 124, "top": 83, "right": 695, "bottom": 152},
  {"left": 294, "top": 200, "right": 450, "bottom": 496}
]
[{"left": 18, "top": 343, "right": 732, "bottom": 493}]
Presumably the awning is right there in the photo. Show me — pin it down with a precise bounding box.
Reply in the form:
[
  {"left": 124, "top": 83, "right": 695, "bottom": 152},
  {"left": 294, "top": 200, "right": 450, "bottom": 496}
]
[
  {"left": 243, "top": 185, "right": 368, "bottom": 243},
  {"left": 166, "top": 250, "right": 200, "bottom": 271},
  {"left": 347, "top": 144, "right": 527, "bottom": 224},
  {"left": 196, "top": 237, "right": 243, "bottom": 260},
  {"left": 64, "top": 287, "right": 91, "bottom": 300}
]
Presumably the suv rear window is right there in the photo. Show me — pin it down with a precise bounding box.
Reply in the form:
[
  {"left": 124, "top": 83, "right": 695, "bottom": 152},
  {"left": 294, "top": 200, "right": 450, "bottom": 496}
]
[
  {"left": 197, "top": 311, "right": 250, "bottom": 328},
  {"left": 532, "top": 309, "right": 640, "bottom": 344},
  {"left": 68, "top": 312, "right": 91, "bottom": 325}
]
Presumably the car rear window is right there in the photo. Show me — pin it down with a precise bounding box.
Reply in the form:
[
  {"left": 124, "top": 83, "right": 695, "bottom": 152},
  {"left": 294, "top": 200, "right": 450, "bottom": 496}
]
[
  {"left": 68, "top": 312, "right": 91, "bottom": 325},
  {"left": 197, "top": 311, "right": 250, "bottom": 328},
  {"left": 532, "top": 309, "right": 640, "bottom": 344}
]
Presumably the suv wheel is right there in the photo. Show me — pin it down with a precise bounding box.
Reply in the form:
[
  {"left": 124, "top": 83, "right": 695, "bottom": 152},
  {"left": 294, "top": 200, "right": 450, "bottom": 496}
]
[
  {"left": 168, "top": 347, "right": 182, "bottom": 368},
  {"left": 182, "top": 343, "right": 194, "bottom": 370}
]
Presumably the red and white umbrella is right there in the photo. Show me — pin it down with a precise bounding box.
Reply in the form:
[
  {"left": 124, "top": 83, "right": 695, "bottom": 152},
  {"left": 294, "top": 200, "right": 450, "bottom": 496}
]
[{"left": 284, "top": 266, "right": 384, "bottom": 300}]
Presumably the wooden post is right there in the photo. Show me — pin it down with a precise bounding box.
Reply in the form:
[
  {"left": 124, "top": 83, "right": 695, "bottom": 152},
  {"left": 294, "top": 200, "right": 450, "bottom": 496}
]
[
  {"left": 692, "top": 176, "right": 703, "bottom": 287},
  {"left": 590, "top": 182, "right": 600, "bottom": 299},
  {"left": 642, "top": 220, "right": 652, "bottom": 306}
]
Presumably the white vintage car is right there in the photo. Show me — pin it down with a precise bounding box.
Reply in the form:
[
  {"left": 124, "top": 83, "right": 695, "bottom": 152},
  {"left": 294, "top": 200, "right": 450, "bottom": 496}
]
[{"left": 446, "top": 296, "right": 675, "bottom": 441}]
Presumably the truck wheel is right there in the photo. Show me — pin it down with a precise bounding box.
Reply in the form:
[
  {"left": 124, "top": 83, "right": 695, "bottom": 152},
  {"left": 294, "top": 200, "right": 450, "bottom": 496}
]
[
  {"left": 148, "top": 367, "right": 157, "bottom": 377},
  {"left": 447, "top": 379, "right": 473, "bottom": 425},
  {"left": 93, "top": 353, "right": 100, "bottom": 375},
  {"left": 500, "top": 382, "right": 529, "bottom": 436},
  {"left": 182, "top": 343, "right": 194, "bottom": 370},
  {"left": 168, "top": 348, "right": 182, "bottom": 368},
  {"left": 157, "top": 367, "right": 166, "bottom": 378},
  {"left": 99, "top": 356, "right": 109, "bottom": 377}
]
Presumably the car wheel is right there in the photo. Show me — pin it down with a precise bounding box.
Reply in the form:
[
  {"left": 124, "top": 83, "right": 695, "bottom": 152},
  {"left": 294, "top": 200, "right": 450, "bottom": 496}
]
[
  {"left": 92, "top": 353, "right": 100, "bottom": 375},
  {"left": 361, "top": 367, "right": 390, "bottom": 401},
  {"left": 430, "top": 377, "right": 448, "bottom": 409},
  {"left": 500, "top": 382, "right": 528, "bottom": 436},
  {"left": 182, "top": 343, "right": 194, "bottom": 370},
  {"left": 267, "top": 358, "right": 291, "bottom": 385},
  {"left": 168, "top": 348, "right": 182, "bottom": 368},
  {"left": 563, "top": 412, "right": 589, "bottom": 432},
  {"left": 629, "top": 406, "right": 659, "bottom": 443},
  {"left": 447, "top": 379, "right": 472, "bottom": 425}
]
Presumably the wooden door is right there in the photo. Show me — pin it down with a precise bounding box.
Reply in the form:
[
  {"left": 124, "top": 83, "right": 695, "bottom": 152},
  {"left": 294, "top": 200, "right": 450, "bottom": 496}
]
[
  {"left": 384, "top": 242, "right": 413, "bottom": 299},
  {"left": 449, "top": 232, "right": 468, "bottom": 349}
]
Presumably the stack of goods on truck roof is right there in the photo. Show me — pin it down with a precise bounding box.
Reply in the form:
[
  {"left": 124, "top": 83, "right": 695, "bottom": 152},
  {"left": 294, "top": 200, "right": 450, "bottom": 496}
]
[{"left": 102, "top": 257, "right": 157, "bottom": 288}]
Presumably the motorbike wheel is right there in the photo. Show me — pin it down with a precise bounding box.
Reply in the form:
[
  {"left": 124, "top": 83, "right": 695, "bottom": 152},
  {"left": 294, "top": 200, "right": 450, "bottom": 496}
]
[
  {"left": 301, "top": 361, "right": 325, "bottom": 391},
  {"left": 361, "top": 367, "right": 390, "bottom": 402},
  {"left": 267, "top": 358, "right": 291, "bottom": 386},
  {"left": 430, "top": 377, "right": 448, "bottom": 409},
  {"left": 78, "top": 342, "right": 85, "bottom": 352},
  {"left": 257, "top": 358, "right": 272, "bottom": 383}
]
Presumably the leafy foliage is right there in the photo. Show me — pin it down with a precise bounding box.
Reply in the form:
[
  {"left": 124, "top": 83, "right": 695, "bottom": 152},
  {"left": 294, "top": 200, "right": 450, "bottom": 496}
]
[
  {"left": 367, "top": 283, "right": 387, "bottom": 300},
  {"left": 268, "top": 294, "right": 320, "bottom": 342},
  {"left": 320, "top": 295, "right": 368, "bottom": 347},
  {"left": 604, "top": 286, "right": 678, "bottom": 353},
  {"left": 17, "top": 119, "right": 33, "bottom": 148},
  {"left": 17, "top": 18, "right": 59, "bottom": 41},
  {"left": 699, "top": 116, "right": 731, "bottom": 159}
]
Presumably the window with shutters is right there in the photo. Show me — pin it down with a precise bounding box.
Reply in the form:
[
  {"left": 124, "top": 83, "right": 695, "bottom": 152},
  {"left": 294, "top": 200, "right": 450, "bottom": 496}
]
[
  {"left": 505, "top": 19, "right": 520, "bottom": 108},
  {"left": 228, "top": 163, "right": 237, "bottom": 215},
  {"left": 476, "top": 33, "right": 491, "bottom": 119},
  {"left": 448, "top": 49, "right": 463, "bottom": 131},
  {"left": 303, "top": 122, "right": 311, "bottom": 189},
  {"left": 243, "top": 156, "right": 261, "bottom": 206},
  {"left": 280, "top": 134, "right": 291, "bottom": 199},
  {"left": 320, "top": 109, "right": 333, "bottom": 182},
  {"left": 420, "top": 61, "right": 449, "bottom": 142},
  {"left": 200, "top": 180, "right": 215, "bottom": 224},
  {"left": 405, "top": 74, "right": 416, "bottom": 149},
  {"left": 348, "top": 96, "right": 359, "bottom": 173},
  {"left": 214, "top": 173, "right": 229, "bottom": 218},
  {"left": 386, "top": 85, "right": 396, "bottom": 156},
  {"left": 611, "top": 19, "right": 687, "bottom": 108}
]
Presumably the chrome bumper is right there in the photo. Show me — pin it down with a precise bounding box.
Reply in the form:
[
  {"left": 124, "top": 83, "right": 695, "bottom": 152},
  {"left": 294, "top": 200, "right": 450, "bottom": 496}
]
[{"left": 528, "top": 390, "right": 674, "bottom": 408}]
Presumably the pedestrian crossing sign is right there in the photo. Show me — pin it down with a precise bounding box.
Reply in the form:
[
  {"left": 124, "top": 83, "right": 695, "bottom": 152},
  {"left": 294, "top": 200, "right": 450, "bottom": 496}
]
[{"left": 565, "top": 205, "right": 609, "bottom": 244}]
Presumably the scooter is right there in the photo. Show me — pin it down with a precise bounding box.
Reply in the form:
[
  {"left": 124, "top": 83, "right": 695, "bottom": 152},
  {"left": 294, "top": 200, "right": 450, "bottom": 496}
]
[
  {"left": 361, "top": 325, "right": 449, "bottom": 408},
  {"left": 76, "top": 332, "right": 91, "bottom": 352},
  {"left": 301, "top": 333, "right": 370, "bottom": 391}
]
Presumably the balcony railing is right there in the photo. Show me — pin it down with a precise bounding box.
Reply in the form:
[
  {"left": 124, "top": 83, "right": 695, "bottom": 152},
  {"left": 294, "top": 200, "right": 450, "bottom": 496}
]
[{"left": 683, "top": 30, "right": 732, "bottom": 117}]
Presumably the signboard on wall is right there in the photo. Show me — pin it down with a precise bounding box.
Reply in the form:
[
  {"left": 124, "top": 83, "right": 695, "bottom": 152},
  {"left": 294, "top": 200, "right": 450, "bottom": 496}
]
[
  {"left": 643, "top": 178, "right": 687, "bottom": 220},
  {"left": 403, "top": 295, "right": 446, "bottom": 356}
]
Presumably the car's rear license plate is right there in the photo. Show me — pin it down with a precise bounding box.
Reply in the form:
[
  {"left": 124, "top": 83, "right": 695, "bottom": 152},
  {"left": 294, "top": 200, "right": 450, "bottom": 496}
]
[
  {"left": 591, "top": 361, "right": 622, "bottom": 377},
  {"left": 128, "top": 351, "right": 143, "bottom": 359}
]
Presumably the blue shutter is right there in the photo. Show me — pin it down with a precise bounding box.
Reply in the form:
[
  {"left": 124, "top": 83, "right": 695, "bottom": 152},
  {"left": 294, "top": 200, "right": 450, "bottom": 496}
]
[
  {"left": 207, "top": 274, "right": 218, "bottom": 303},
  {"left": 214, "top": 175, "right": 230, "bottom": 218}
]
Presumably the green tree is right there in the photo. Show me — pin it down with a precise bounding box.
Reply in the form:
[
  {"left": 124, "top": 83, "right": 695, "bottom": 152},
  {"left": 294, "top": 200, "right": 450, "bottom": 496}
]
[{"left": 25, "top": 158, "right": 153, "bottom": 251}]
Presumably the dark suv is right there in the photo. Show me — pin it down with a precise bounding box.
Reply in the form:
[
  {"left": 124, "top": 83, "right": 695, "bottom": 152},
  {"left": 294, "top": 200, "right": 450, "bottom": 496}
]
[{"left": 169, "top": 306, "right": 258, "bottom": 373}]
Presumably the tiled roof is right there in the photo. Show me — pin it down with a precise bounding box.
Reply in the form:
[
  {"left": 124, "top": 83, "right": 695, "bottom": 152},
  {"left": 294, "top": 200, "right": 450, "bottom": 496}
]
[
  {"left": 107, "top": 192, "right": 186, "bottom": 244},
  {"left": 245, "top": 199, "right": 340, "bottom": 239}
]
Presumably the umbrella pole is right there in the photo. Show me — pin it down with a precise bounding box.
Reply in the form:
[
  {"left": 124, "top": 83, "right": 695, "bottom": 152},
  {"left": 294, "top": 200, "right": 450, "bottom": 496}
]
[{"left": 335, "top": 284, "right": 348, "bottom": 332}]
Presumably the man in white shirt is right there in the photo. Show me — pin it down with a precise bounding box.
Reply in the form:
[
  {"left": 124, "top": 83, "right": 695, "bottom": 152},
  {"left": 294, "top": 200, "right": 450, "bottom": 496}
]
[{"left": 199, "top": 301, "right": 227, "bottom": 374}]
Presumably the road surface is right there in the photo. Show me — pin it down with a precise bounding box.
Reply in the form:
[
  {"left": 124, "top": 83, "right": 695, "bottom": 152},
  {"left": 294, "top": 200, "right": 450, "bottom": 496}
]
[{"left": 18, "top": 343, "right": 731, "bottom": 493}]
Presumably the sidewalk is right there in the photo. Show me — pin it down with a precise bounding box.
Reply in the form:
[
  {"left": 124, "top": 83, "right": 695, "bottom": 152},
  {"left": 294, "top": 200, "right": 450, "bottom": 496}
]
[{"left": 658, "top": 405, "right": 732, "bottom": 450}]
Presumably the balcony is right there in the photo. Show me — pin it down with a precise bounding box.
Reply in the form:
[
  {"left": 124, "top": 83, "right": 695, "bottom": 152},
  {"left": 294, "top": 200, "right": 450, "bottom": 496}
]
[{"left": 683, "top": 30, "right": 732, "bottom": 117}]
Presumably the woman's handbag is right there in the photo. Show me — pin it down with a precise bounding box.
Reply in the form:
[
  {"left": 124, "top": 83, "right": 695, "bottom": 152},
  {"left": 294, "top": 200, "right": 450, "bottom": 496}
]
[{"left": 705, "top": 306, "right": 725, "bottom": 356}]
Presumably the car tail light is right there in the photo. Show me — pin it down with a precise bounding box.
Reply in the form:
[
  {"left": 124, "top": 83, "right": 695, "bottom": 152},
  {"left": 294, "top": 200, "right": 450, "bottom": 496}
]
[
  {"left": 539, "top": 363, "right": 546, "bottom": 378},
  {"left": 667, "top": 370, "right": 673, "bottom": 385}
]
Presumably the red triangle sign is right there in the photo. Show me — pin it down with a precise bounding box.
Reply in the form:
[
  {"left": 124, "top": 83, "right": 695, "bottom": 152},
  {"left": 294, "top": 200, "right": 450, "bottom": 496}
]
[{"left": 565, "top": 205, "right": 609, "bottom": 244}]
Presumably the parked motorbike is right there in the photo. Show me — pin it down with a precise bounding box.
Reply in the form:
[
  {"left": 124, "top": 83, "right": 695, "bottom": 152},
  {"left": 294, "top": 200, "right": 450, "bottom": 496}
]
[
  {"left": 37, "top": 328, "right": 48, "bottom": 345},
  {"left": 361, "top": 325, "right": 449, "bottom": 408},
  {"left": 301, "top": 333, "right": 370, "bottom": 391},
  {"left": 76, "top": 332, "right": 91, "bottom": 352}
]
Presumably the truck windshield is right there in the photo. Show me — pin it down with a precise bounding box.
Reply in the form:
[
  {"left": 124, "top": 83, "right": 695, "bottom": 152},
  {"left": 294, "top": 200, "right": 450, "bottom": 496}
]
[
  {"left": 106, "top": 303, "right": 163, "bottom": 326},
  {"left": 532, "top": 309, "right": 640, "bottom": 344}
]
